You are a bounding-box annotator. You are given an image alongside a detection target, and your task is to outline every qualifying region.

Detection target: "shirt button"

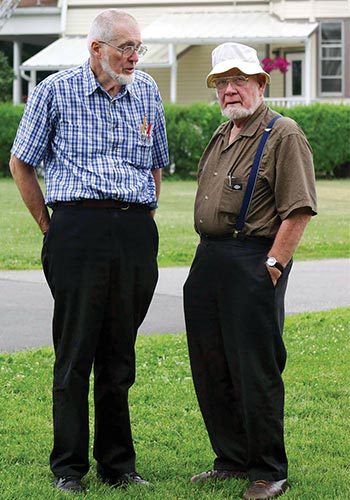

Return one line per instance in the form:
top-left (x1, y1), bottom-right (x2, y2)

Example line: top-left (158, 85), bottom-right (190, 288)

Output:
top-left (214, 172), bottom-right (218, 176)
top-left (205, 195), bottom-right (209, 200)
top-left (199, 219), bottom-right (203, 224)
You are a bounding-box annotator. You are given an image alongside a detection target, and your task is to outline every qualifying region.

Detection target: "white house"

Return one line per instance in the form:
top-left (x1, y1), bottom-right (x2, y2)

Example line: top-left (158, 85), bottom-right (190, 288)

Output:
top-left (1, 0), bottom-right (349, 106)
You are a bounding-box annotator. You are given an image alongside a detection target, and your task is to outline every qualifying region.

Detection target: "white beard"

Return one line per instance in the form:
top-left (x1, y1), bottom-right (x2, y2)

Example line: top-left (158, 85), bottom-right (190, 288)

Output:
top-left (220, 88), bottom-right (262, 122)
top-left (222, 105), bottom-right (254, 121)
top-left (101, 59), bottom-right (135, 86)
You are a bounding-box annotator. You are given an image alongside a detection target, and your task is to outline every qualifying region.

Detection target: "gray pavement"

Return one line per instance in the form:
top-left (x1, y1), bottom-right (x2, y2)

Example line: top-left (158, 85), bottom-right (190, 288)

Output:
top-left (0, 259), bottom-right (349, 352)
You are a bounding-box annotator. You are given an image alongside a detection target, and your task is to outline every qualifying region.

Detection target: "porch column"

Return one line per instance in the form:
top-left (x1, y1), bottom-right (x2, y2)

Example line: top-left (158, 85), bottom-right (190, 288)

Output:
top-left (169, 43), bottom-right (177, 103)
top-left (13, 40), bottom-right (23, 105)
top-left (304, 38), bottom-right (311, 104)
top-left (28, 70), bottom-right (37, 96)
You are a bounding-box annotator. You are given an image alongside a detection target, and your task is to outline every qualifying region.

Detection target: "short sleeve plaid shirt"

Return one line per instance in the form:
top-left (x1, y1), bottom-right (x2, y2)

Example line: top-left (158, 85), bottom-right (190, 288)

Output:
top-left (11, 61), bottom-right (169, 207)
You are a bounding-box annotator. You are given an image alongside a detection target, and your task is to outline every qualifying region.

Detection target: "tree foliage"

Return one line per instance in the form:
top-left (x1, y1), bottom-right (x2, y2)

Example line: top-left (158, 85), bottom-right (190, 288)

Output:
top-left (0, 50), bottom-right (13, 102)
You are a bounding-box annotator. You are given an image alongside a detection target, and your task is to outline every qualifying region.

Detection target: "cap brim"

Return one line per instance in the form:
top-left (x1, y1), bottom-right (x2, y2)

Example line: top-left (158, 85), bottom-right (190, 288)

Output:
top-left (206, 59), bottom-right (271, 88)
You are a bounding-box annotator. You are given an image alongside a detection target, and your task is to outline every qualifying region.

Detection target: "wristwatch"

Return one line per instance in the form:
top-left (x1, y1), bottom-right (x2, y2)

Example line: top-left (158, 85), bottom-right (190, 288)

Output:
top-left (266, 256), bottom-right (284, 273)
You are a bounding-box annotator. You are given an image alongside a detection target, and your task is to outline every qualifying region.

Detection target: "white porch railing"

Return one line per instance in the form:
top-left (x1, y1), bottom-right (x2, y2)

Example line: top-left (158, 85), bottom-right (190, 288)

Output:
top-left (265, 97), bottom-right (350, 108)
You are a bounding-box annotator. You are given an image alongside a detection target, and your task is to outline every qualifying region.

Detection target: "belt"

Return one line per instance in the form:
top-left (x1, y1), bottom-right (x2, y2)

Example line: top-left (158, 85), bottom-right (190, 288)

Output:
top-left (200, 233), bottom-right (273, 244)
top-left (53, 200), bottom-right (151, 211)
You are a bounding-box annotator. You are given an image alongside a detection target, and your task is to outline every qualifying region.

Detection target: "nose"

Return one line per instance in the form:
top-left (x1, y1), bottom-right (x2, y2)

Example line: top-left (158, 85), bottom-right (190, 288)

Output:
top-left (225, 81), bottom-right (238, 92)
top-left (129, 50), bottom-right (139, 62)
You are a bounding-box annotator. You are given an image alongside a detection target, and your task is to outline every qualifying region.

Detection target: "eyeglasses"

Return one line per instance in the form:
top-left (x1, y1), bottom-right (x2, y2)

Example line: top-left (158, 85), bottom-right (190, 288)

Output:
top-left (214, 75), bottom-right (250, 90)
top-left (98, 41), bottom-right (148, 58)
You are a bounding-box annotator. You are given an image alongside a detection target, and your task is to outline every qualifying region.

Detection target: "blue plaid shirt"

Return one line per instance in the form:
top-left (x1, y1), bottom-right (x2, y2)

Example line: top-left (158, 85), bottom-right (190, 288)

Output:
top-left (11, 61), bottom-right (169, 207)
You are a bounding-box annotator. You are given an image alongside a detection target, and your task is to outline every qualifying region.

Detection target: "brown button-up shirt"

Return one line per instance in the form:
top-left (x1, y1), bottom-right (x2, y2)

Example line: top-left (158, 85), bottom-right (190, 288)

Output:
top-left (194, 103), bottom-right (317, 238)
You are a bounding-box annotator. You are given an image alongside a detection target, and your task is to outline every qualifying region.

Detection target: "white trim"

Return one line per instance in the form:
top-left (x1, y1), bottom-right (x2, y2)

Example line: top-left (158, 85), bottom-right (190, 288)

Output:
top-left (305, 38), bottom-right (311, 104)
top-left (13, 40), bottom-right (22, 105)
top-left (169, 43), bottom-right (177, 103)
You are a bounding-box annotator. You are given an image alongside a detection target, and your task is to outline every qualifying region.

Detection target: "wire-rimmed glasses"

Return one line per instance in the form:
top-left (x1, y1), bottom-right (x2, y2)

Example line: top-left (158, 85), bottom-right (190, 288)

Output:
top-left (98, 41), bottom-right (148, 58)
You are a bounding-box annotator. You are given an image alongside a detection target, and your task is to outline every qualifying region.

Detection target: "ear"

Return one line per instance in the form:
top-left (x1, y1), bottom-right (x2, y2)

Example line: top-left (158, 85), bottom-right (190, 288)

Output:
top-left (90, 40), bottom-right (103, 57)
top-left (257, 75), bottom-right (267, 93)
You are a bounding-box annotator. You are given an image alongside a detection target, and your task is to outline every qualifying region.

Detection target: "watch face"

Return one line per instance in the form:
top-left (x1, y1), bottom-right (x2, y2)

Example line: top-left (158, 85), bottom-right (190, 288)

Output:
top-left (267, 257), bottom-right (277, 266)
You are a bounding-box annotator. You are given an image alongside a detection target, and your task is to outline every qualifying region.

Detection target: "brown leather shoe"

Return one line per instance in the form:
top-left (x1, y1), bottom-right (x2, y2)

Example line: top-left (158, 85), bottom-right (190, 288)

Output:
top-left (191, 469), bottom-right (247, 483)
top-left (243, 479), bottom-right (288, 499)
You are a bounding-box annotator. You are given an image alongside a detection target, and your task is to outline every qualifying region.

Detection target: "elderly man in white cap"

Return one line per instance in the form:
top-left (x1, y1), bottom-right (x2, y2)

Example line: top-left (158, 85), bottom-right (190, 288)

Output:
top-left (184, 42), bottom-right (317, 499)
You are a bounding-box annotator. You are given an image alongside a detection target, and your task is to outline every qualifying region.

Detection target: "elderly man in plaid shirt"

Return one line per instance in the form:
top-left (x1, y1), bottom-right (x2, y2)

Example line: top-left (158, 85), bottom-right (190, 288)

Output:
top-left (10, 9), bottom-right (168, 493)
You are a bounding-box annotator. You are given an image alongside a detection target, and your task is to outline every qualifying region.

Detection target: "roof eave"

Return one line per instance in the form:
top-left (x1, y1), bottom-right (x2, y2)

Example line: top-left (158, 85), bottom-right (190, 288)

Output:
top-left (143, 36), bottom-right (313, 44)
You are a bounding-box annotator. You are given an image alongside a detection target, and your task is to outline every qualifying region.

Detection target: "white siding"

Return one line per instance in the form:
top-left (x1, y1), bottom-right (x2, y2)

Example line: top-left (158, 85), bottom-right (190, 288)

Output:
top-left (142, 68), bottom-right (171, 102)
top-left (271, 0), bottom-right (350, 21)
top-left (144, 46), bottom-right (216, 104)
top-left (177, 45), bottom-right (216, 104)
top-left (64, 2), bottom-right (270, 36)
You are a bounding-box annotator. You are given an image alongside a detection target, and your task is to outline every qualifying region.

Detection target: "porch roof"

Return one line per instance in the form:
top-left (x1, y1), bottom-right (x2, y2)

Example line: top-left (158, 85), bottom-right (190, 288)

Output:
top-left (141, 12), bottom-right (318, 44)
top-left (20, 36), bottom-right (189, 71)
top-left (20, 12), bottom-right (318, 71)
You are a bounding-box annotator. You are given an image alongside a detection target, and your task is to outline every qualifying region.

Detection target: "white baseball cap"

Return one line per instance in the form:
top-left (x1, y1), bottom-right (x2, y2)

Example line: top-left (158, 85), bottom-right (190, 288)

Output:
top-left (206, 42), bottom-right (271, 88)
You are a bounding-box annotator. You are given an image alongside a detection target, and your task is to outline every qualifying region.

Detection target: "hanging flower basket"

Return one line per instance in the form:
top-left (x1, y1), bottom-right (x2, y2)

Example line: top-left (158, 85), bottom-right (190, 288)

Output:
top-left (262, 57), bottom-right (291, 74)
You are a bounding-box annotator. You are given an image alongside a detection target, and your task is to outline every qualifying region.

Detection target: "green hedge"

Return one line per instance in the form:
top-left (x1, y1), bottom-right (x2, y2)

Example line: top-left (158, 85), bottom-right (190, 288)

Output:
top-left (1, 102), bottom-right (349, 178)
top-left (165, 102), bottom-right (350, 178)
top-left (0, 103), bottom-right (24, 177)
top-left (273, 103), bottom-right (350, 178)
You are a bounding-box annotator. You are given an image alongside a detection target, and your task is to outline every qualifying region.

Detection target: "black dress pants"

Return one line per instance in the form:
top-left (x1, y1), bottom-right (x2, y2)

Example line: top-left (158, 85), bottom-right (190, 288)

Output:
top-left (183, 237), bottom-right (292, 481)
top-left (41, 205), bottom-right (158, 479)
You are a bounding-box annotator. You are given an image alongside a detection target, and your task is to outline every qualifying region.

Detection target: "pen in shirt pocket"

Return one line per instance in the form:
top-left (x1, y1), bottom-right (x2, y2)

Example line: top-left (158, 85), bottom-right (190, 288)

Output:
top-left (140, 115), bottom-right (152, 137)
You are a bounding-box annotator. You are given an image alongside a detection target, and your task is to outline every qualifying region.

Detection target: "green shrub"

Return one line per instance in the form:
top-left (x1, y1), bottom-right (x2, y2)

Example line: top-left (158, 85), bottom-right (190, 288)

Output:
top-left (0, 103), bottom-right (24, 177)
top-left (1, 101), bottom-right (349, 178)
top-left (0, 51), bottom-right (14, 102)
top-left (165, 102), bottom-right (350, 178)
top-left (273, 103), bottom-right (350, 177)
top-left (164, 102), bottom-right (225, 178)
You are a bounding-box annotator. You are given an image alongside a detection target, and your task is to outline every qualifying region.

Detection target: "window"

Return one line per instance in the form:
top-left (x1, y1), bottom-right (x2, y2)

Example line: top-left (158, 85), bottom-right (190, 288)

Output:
top-left (319, 22), bottom-right (343, 95)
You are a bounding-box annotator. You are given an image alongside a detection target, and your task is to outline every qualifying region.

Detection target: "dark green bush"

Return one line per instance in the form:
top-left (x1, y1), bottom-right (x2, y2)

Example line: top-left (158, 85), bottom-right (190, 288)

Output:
top-left (163, 102), bottom-right (225, 178)
top-left (1, 102), bottom-right (349, 178)
top-left (0, 51), bottom-right (14, 103)
top-left (273, 103), bottom-right (350, 177)
top-left (165, 102), bottom-right (350, 178)
top-left (0, 103), bottom-right (24, 177)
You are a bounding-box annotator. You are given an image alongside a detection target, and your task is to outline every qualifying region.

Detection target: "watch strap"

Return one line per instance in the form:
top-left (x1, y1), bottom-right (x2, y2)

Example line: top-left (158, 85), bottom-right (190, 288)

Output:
top-left (273, 261), bottom-right (284, 273)
top-left (266, 257), bottom-right (284, 273)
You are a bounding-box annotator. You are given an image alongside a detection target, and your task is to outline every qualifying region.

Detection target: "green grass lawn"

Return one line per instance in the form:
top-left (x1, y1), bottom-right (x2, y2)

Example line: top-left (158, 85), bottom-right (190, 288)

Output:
top-left (0, 178), bottom-right (349, 269)
top-left (0, 308), bottom-right (349, 499)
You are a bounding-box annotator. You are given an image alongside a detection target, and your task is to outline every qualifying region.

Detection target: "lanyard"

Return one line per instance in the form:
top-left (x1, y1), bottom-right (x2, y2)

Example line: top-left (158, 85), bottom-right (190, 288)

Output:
top-left (234, 115), bottom-right (281, 235)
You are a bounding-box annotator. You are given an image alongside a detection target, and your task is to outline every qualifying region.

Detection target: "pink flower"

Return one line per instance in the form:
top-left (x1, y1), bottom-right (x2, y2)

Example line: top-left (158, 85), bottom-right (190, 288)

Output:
top-left (262, 56), bottom-right (290, 74)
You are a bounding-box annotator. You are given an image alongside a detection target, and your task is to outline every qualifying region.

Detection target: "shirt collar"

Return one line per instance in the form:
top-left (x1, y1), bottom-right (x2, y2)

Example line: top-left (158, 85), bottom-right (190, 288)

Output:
top-left (238, 103), bottom-right (268, 137)
top-left (83, 61), bottom-right (141, 102)
top-left (83, 60), bottom-right (100, 96)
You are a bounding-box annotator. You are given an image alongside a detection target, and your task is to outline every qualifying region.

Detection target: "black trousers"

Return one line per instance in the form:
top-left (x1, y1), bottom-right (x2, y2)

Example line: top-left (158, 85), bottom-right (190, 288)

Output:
top-left (41, 205), bottom-right (159, 479)
top-left (183, 237), bottom-right (292, 481)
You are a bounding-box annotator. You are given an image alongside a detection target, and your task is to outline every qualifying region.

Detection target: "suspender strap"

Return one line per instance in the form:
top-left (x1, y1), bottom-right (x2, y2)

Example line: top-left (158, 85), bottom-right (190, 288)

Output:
top-left (234, 115), bottom-right (281, 234)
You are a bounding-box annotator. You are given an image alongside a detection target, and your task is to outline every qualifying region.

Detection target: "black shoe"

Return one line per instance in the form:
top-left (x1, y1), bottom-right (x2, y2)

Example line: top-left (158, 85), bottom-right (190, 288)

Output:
top-left (191, 469), bottom-right (248, 483)
top-left (54, 476), bottom-right (83, 493)
top-left (101, 471), bottom-right (152, 488)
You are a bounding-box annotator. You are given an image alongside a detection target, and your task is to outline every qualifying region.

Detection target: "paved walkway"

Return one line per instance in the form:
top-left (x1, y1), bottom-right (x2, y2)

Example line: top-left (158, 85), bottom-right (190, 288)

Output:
top-left (0, 259), bottom-right (349, 352)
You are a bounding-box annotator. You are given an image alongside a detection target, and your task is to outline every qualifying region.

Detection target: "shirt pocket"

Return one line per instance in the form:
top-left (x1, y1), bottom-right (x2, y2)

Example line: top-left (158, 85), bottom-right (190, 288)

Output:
top-left (132, 133), bottom-right (154, 169)
top-left (219, 176), bottom-right (247, 218)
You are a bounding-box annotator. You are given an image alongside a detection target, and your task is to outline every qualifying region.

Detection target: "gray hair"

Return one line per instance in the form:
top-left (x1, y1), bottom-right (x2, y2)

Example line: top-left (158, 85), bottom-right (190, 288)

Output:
top-left (87, 10), bottom-right (138, 52)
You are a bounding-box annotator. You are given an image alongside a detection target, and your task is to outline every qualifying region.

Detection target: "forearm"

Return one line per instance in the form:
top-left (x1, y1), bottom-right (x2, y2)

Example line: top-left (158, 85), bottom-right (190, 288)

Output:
top-left (9, 155), bottom-right (50, 235)
top-left (265, 209), bottom-right (312, 286)
top-left (151, 168), bottom-right (162, 218)
top-left (152, 168), bottom-right (162, 201)
top-left (269, 209), bottom-right (313, 268)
